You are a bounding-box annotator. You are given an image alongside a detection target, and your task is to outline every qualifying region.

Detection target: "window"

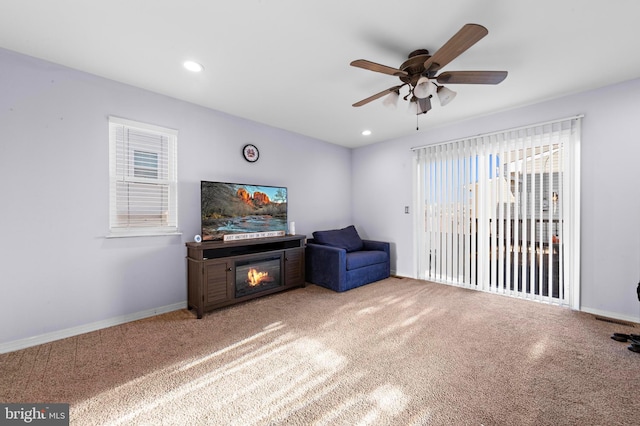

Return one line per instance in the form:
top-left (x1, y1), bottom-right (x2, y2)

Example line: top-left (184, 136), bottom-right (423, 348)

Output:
top-left (108, 116), bottom-right (179, 237)
top-left (133, 150), bottom-right (159, 179)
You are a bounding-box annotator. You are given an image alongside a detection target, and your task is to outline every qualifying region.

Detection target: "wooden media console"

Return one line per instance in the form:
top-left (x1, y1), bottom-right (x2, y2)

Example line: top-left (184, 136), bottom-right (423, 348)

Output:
top-left (186, 235), bottom-right (305, 318)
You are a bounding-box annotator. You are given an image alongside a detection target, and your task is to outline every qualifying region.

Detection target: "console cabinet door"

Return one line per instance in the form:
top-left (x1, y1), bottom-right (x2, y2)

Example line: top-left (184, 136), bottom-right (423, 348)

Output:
top-left (204, 259), bottom-right (233, 307)
top-left (284, 247), bottom-right (305, 288)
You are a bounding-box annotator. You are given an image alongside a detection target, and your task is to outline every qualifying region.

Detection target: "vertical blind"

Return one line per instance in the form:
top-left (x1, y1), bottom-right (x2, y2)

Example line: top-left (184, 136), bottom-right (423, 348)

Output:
top-left (109, 117), bottom-right (178, 235)
top-left (414, 116), bottom-right (581, 307)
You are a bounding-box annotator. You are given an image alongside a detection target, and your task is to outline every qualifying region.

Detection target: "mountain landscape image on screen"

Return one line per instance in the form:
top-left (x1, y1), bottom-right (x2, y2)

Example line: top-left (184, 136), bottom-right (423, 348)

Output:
top-left (201, 182), bottom-right (288, 241)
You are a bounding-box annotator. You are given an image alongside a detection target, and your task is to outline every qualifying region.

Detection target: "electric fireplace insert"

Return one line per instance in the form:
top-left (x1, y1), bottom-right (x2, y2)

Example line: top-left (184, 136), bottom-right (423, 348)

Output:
top-left (235, 255), bottom-right (282, 298)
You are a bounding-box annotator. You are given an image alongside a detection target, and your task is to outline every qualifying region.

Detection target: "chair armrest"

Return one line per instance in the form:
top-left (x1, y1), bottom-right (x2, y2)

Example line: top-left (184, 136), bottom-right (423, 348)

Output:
top-left (305, 243), bottom-right (347, 287)
top-left (306, 243), bottom-right (347, 267)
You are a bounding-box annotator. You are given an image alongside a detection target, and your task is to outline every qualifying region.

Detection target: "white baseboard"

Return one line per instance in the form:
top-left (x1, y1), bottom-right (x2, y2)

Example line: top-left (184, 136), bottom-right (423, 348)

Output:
top-left (580, 306), bottom-right (640, 326)
top-left (3, 299), bottom-right (635, 354)
top-left (0, 302), bottom-right (187, 354)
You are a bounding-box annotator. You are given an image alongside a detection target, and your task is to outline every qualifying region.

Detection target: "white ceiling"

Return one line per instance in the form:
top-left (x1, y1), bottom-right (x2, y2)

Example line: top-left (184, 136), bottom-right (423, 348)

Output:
top-left (2, 0), bottom-right (640, 148)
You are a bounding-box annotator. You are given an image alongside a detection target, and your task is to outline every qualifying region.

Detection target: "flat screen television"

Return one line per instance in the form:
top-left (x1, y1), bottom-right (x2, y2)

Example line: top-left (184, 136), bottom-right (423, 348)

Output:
top-left (201, 181), bottom-right (288, 241)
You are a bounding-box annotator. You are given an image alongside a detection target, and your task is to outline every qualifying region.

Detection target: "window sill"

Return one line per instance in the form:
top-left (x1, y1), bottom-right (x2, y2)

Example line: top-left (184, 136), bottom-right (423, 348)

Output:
top-left (106, 231), bottom-right (183, 239)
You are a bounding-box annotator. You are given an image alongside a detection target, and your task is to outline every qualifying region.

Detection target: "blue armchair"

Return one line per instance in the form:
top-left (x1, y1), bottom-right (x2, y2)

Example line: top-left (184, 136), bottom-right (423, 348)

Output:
top-left (305, 225), bottom-right (390, 292)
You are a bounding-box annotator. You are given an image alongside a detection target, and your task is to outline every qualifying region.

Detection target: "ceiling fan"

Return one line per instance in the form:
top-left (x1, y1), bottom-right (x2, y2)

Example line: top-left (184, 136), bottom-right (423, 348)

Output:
top-left (350, 24), bottom-right (507, 116)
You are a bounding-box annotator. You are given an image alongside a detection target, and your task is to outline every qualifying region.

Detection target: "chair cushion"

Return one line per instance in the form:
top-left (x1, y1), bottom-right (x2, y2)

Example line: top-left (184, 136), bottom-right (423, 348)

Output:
top-left (312, 225), bottom-right (364, 252)
top-left (346, 250), bottom-right (388, 270)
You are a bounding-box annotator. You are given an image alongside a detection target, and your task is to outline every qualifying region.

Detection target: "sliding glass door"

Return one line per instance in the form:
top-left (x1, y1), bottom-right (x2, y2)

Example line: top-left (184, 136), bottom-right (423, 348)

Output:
top-left (414, 117), bottom-right (581, 307)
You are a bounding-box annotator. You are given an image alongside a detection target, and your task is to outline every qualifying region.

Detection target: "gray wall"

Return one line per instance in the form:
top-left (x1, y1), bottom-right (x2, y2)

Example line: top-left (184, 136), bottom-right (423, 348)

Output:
top-left (0, 48), bottom-right (353, 349)
top-left (352, 78), bottom-right (640, 323)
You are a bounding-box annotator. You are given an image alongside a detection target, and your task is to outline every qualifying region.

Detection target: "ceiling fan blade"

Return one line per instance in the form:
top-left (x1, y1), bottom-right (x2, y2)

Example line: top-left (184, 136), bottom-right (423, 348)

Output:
top-left (352, 85), bottom-right (403, 107)
top-left (423, 24), bottom-right (489, 73)
top-left (436, 71), bottom-right (508, 84)
top-left (350, 59), bottom-right (408, 77)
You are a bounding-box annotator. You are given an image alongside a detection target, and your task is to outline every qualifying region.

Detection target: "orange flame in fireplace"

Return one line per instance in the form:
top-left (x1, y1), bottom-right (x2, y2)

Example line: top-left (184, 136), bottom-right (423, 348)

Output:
top-left (247, 268), bottom-right (269, 286)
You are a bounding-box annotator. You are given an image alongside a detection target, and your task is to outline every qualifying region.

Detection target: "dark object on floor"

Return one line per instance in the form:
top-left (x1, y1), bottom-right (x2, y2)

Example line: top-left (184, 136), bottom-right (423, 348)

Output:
top-left (611, 333), bottom-right (640, 342)
top-left (612, 333), bottom-right (630, 342)
top-left (612, 332), bottom-right (640, 352)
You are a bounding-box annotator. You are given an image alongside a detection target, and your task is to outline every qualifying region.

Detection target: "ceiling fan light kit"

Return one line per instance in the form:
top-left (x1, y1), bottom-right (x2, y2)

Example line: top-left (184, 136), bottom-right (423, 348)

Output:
top-left (350, 23), bottom-right (507, 121)
top-left (413, 77), bottom-right (436, 99)
top-left (419, 97), bottom-right (432, 114)
top-left (408, 96), bottom-right (432, 116)
top-left (408, 99), bottom-right (418, 115)
top-left (382, 90), bottom-right (400, 109)
top-left (437, 86), bottom-right (457, 106)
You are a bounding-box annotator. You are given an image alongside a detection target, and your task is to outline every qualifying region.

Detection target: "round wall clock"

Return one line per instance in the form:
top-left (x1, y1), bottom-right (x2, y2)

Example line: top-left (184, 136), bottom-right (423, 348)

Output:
top-left (242, 144), bottom-right (259, 163)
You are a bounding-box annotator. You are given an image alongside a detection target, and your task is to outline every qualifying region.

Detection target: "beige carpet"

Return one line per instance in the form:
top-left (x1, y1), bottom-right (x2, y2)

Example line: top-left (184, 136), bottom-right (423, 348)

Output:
top-left (1, 277), bottom-right (639, 425)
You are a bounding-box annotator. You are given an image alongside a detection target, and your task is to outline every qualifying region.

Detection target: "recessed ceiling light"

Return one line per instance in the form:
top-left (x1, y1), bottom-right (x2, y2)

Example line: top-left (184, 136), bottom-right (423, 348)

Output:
top-left (361, 130), bottom-right (372, 136)
top-left (183, 60), bottom-right (204, 72)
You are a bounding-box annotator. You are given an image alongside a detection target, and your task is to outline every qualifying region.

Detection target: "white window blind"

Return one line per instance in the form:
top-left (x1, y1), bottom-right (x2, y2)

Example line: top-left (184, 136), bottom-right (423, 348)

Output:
top-left (108, 116), bottom-right (178, 237)
top-left (414, 116), bottom-right (581, 308)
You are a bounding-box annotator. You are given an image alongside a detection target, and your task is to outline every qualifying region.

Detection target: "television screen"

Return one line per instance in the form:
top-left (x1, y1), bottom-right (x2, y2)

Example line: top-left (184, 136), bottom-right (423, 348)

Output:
top-left (201, 181), bottom-right (288, 241)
